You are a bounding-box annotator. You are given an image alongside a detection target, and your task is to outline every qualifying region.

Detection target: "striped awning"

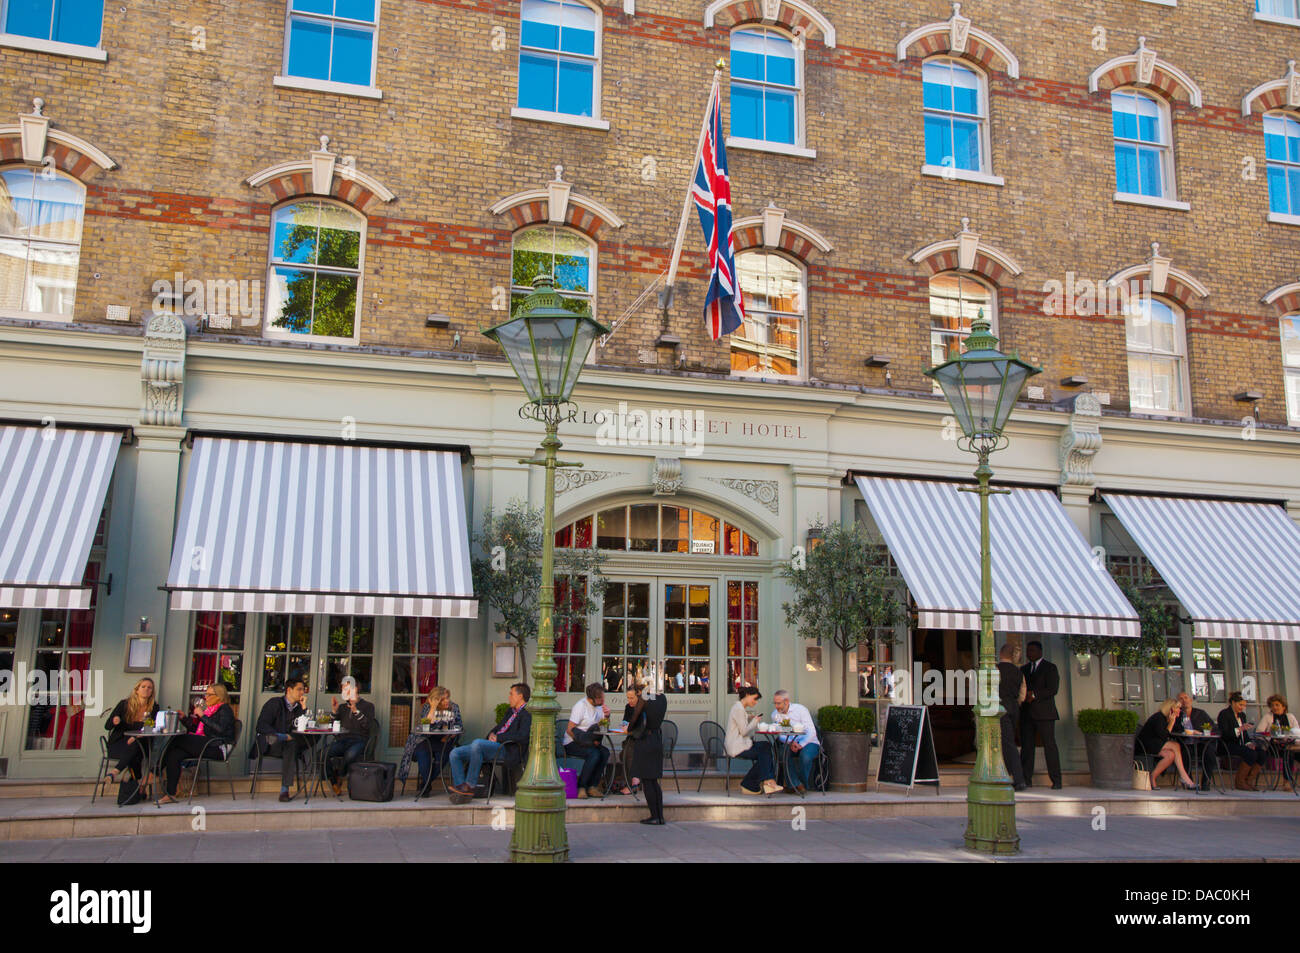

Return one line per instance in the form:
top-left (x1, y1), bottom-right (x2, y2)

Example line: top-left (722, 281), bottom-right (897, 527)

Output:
top-left (856, 476), bottom-right (1139, 637)
top-left (1103, 493), bottom-right (1300, 642)
top-left (165, 437), bottom-right (477, 618)
top-left (0, 426), bottom-right (119, 609)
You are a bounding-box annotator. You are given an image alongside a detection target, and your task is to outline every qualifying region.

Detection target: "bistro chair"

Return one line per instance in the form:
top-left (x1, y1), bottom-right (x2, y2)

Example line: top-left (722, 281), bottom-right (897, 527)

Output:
top-left (183, 719), bottom-right (243, 803)
top-left (90, 735), bottom-right (113, 804)
top-left (661, 720), bottom-right (682, 793)
top-left (809, 728), bottom-right (832, 795)
top-left (1133, 734), bottom-right (1174, 790)
top-left (697, 720), bottom-right (735, 795)
top-left (483, 739), bottom-right (525, 805)
top-left (248, 735), bottom-right (311, 800)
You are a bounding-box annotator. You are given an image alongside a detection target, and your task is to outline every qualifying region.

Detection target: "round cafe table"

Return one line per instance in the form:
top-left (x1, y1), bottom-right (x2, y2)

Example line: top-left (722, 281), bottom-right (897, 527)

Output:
top-left (410, 727), bottom-right (462, 801)
top-left (123, 728), bottom-right (188, 807)
top-left (291, 728), bottom-right (340, 804)
top-left (1171, 732), bottom-right (1222, 794)
top-left (1259, 733), bottom-right (1300, 795)
top-left (757, 728), bottom-right (803, 796)
top-left (600, 727), bottom-right (639, 801)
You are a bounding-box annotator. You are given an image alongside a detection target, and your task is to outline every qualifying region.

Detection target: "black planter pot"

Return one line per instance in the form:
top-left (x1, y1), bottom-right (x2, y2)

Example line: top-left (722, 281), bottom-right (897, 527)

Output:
top-left (823, 731), bottom-right (872, 792)
top-left (1083, 732), bottom-right (1135, 790)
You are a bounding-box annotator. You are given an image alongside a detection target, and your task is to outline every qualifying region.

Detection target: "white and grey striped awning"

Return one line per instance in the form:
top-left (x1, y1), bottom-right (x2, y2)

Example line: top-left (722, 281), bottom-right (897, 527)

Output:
top-left (1103, 493), bottom-right (1300, 642)
top-left (856, 476), bottom-right (1139, 637)
top-left (165, 437), bottom-right (477, 618)
top-left (0, 425), bottom-right (119, 609)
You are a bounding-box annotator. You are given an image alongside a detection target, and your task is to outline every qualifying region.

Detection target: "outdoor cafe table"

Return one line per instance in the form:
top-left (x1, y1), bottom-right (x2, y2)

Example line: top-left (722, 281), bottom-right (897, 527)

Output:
top-left (600, 726), bottom-right (639, 801)
top-left (757, 727), bottom-right (803, 796)
top-left (123, 728), bottom-right (187, 807)
top-left (1259, 732), bottom-right (1300, 795)
top-left (410, 727), bottom-right (461, 801)
top-left (1172, 732), bottom-right (1222, 794)
top-left (291, 728), bottom-right (339, 804)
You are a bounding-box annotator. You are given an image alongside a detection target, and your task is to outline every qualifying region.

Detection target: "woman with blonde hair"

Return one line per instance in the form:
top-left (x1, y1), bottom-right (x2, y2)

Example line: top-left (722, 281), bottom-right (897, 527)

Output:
top-left (398, 685), bottom-right (462, 795)
top-left (1137, 698), bottom-right (1197, 790)
top-left (103, 677), bottom-right (160, 783)
top-left (158, 683), bottom-right (236, 803)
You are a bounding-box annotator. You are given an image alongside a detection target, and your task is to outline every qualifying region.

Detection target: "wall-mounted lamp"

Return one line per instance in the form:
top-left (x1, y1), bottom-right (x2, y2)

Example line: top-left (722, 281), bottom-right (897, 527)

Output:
top-left (1074, 652), bottom-right (1091, 676)
top-left (806, 526), bottom-right (824, 551)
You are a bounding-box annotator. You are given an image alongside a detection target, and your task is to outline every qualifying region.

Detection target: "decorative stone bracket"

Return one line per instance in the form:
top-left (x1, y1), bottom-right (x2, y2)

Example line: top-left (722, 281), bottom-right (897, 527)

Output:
top-left (1059, 393), bottom-right (1102, 487)
top-left (0, 98), bottom-right (117, 180)
top-left (490, 165), bottom-right (625, 239)
top-left (909, 217), bottom-right (1023, 284)
top-left (652, 457), bottom-right (683, 496)
top-left (141, 313), bottom-right (186, 427)
top-left (1106, 242), bottom-right (1210, 308)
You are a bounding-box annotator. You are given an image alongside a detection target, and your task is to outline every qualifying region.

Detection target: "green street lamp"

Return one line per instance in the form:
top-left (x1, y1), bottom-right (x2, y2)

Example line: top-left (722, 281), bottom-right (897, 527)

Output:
top-left (925, 308), bottom-right (1040, 855)
top-left (482, 275), bottom-right (609, 863)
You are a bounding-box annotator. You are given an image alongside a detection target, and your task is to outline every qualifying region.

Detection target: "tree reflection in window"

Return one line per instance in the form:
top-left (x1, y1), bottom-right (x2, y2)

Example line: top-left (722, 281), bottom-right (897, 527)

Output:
top-left (510, 225), bottom-right (594, 317)
top-left (266, 200), bottom-right (364, 339)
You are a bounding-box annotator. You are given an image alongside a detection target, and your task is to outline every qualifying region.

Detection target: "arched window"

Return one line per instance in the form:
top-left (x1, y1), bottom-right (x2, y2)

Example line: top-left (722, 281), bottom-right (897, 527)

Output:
top-left (510, 225), bottom-right (595, 316)
top-left (265, 199), bottom-right (365, 342)
top-left (517, 0), bottom-right (600, 120)
top-left (1264, 112), bottom-right (1300, 218)
top-left (733, 250), bottom-right (805, 379)
top-left (1125, 297), bottom-right (1188, 416)
top-left (729, 27), bottom-right (800, 147)
top-left (922, 58), bottom-right (987, 175)
top-left (1111, 89), bottom-right (1173, 201)
top-left (929, 273), bottom-right (994, 389)
top-left (1281, 314), bottom-right (1300, 425)
top-left (556, 503), bottom-right (759, 556)
top-left (0, 167), bottom-right (85, 318)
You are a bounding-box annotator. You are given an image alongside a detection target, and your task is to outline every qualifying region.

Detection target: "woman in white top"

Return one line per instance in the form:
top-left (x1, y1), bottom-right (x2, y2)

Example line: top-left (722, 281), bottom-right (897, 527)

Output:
top-left (725, 685), bottom-right (779, 795)
top-left (1256, 694), bottom-right (1300, 791)
top-left (564, 683), bottom-right (611, 798)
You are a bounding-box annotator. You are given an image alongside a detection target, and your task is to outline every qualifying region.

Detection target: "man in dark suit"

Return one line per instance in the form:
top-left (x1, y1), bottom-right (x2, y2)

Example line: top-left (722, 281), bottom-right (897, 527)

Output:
top-left (253, 676), bottom-right (312, 802)
top-left (447, 682), bottom-right (532, 797)
top-left (997, 643), bottom-right (1027, 791)
top-left (1019, 641), bottom-right (1062, 789)
top-left (1176, 691), bottom-right (1219, 790)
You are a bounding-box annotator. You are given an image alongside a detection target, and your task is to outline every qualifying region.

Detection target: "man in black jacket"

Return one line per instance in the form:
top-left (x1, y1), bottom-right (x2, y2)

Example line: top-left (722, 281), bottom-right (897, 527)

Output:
top-left (1019, 641), bottom-right (1062, 789)
top-left (447, 683), bottom-right (532, 796)
top-left (254, 677), bottom-right (310, 802)
top-left (997, 642), bottom-right (1027, 791)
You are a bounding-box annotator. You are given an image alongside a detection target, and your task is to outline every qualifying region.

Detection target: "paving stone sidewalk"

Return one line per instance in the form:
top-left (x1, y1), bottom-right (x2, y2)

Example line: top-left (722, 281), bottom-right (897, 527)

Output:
top-left (2, 813), bottom-right (1297, 862)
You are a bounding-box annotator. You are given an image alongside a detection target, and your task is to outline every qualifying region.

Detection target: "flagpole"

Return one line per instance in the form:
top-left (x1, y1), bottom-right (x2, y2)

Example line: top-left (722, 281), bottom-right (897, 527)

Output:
top-left (661, 62), bottom-right (724, 309)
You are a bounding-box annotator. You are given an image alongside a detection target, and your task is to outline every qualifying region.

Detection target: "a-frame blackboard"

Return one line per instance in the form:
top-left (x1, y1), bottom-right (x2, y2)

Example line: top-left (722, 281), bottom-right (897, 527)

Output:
top-left (876, 705), bottom-right (941, 794)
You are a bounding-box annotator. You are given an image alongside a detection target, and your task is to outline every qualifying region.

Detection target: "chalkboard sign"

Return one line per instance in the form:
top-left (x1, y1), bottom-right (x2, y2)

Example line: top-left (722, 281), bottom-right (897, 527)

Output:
top-left (876, 705), bottom-right (940, 794)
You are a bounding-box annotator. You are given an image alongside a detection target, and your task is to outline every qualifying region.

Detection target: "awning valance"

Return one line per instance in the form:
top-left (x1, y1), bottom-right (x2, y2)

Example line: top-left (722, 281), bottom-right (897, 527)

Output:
top-left (856, 476), bottom-right (1138, 638)
top-left (0, 426), bottom-right (119, 609)
top-left (165, 438), bottom-right (477, 618)
top-left (1103, 493), bottom-right (1300, 641)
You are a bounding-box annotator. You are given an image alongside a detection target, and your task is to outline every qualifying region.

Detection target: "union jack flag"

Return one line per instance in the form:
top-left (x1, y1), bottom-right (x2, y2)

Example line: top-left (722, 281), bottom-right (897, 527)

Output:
top-left (692, 82), bottom-right (745, 339)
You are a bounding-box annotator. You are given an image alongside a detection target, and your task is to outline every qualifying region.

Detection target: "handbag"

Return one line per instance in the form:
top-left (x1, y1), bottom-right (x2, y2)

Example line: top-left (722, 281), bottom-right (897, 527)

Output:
top-left (347, 761), bottom-right (396, 802)
top-left (116, 772), bottom-right (143, 806)
top-left (1132, 761), bottom-right (1153, 792)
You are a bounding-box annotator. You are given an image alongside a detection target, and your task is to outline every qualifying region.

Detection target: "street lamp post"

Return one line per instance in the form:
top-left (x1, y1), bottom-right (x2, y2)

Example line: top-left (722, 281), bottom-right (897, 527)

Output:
top-left (925, 308), bottom-right (1040, 855)
top-left (482, 275), bottom-right (609, 863)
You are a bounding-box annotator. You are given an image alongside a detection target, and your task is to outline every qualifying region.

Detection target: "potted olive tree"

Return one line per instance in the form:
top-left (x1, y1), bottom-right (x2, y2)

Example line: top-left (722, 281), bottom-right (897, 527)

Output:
top-left (1065, 569), bottom-right (1176, 788)
top-left (782, 521), bottom-right (901, 790)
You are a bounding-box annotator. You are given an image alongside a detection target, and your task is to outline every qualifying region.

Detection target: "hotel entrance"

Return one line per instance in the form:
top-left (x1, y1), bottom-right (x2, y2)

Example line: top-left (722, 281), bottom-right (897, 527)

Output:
top-left (912, 628), bottom-right (976, 762)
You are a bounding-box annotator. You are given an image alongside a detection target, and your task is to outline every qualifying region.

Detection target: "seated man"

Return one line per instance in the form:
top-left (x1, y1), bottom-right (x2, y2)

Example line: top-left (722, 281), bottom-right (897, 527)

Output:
top-left (447, 683), bottom-right (531, 798)
top-left (564, 682), bottom-right (611, 798)
top-left (771, 689), bottom-right (821, 795)
top-left (1176, 691), bottom-right (1219, 789)
top-left (254, 677), bottom-right (311, 802)
top-left (326, 675), bottom-right (376, 795)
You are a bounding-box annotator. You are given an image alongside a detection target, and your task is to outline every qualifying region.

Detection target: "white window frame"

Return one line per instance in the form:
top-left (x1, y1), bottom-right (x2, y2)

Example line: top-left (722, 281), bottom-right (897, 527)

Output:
top-left (263, 198), bottom-right (367, 346)
top-left (1281, 314), bottom-right (1300, 426)
top-left (730, 249), bottom-right (807, 382)
top-left (725, 25), bottom-right (814, 159)
top-left (511, 0), bottom-right (605, 128)
top-left (1111, 87), bottom-right (1184, 208)
top-left (1124, 295), bottom-right (1191, 417)
top-left (928, 271), bottom-right (998, 392)
top-left (277, 0), bottom-right (382, 98)
top-left (0, 0), bottom-right (107, 60)
top-left (0, 167), bottom-right (86, 323)
top-left (1255, 0), bottom-right (1300, 25)
top-left (1264, 110), bottom-right (1300, 223)
top-left (919, 56), bottom-right (1002, 186)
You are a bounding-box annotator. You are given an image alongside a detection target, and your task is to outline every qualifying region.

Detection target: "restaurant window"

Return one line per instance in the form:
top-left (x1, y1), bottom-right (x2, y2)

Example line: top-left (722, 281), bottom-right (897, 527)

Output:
top-left (663, 583), bottom-right (710, 694)
top-left (0, 167), bottom-right (86, 318)
top-left (557, 504), bottom-right (757, 556)
top-left (1264, 112), bottom-right (1300, 217)
top-left (1189, 638), bottom-right (1225, 706)
top-left (554, 574), bottom-right (588, 693)
top-left (922, 58), bottom-right (988, 175)
top-left (510, 225), bottom-right (594, 317)
top-left (190, 612), bottom-right (246, 719)
top-left (324, 615), bottom-right (374, 693)
top-left (263, 613), bottom-right (314, 692)
top-left (1111, 89), bottom-right (1173, 200)
top-left (2, 0), bottom-right (103, 47)
top-left (857, 626), bottom-right (901, 722)
top-left (283, 0), bottom-right (378, 89)
top-left (1125, 296), bottom-right (1188, 415)
top-left (388, 617), bottom-right (439, 746)
top-left (1281, 315), bottom-right (1300, 425)
top-left (517, 0), bottom-right (600, 119)
top-left (726, 580), bottom-right (759, 694)
top-left (265, 199), bottom-right (365, 342)
top-left (1237, 640), bottom-right (1278, 723)
top-left (729, 26), bottom-right (800, 146)
top-left (733, 250), bottom-right (804, 378)
top-left (600, 581), bottom-right (650, 694)
top-left (929, 273), bottom-right (994, 392)
top-left (25, 562), bottom-right (99, 751)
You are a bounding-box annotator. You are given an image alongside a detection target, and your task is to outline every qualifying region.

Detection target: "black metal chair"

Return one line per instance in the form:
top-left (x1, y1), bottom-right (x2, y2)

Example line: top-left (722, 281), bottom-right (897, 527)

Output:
top-left (1133, 733), bottom-right (1174, 789)
top-left (697, 720), bottom-right (735, 795)
top-left (91, 735), bottom-right (112, 804)
top-left (249, 733), bottom-right (311, 799)
top-left (183, 719), bottom-right (243, 803)
top-left (809, 728), bottom-right (833, 795)
top-left (661, 719), bottom-right (682, 793)
top-left (483, 739), bottom-right (525, 805)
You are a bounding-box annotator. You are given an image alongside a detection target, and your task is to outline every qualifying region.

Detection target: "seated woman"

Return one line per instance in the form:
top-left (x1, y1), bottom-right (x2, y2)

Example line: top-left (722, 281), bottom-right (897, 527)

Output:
top-left (1137, 699), bottom-right (1197, 791)
top-left (1218, 691), bottom-right (1265, 790)
top-left (158, 683), bottom-right (236, 804)
top-left (1255, 694), bottom-right (1300, 791)
top-left (103, 677), bottom-right (160, 784)
top-left (398, 686), bottom-right (462, 793)
top-left (725, 685), bottom-right (779, 795)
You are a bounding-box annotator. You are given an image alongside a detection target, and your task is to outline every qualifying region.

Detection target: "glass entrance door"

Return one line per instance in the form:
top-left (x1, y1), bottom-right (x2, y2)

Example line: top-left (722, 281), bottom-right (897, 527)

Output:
top-left (255, 614), bottom-right (376, 723)
top-left (598, 578), bottom-right (716, 709)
